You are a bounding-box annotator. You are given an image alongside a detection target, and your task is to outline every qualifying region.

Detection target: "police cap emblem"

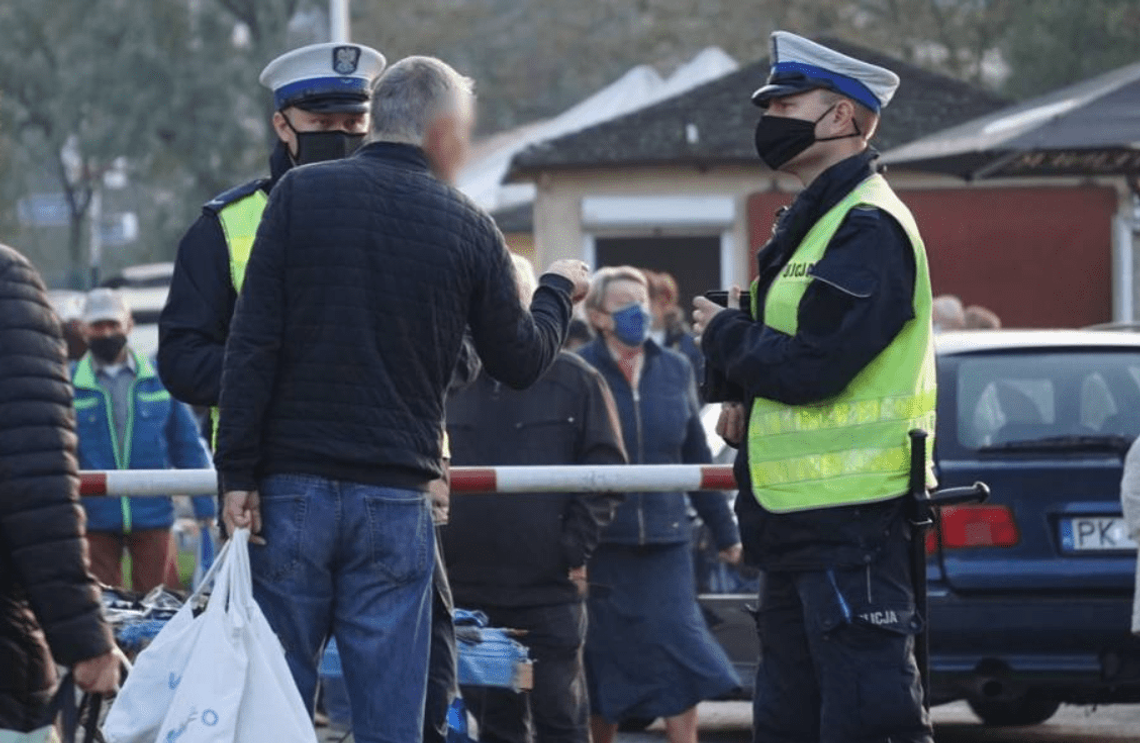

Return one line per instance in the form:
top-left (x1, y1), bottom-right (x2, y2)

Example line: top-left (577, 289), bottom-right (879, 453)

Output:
top-left (333, 46), bottom-right (361, 75)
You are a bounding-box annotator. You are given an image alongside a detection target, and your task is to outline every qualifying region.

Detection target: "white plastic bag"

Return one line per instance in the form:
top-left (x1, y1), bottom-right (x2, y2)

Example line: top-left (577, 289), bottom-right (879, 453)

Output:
top-left (192, 523), bottom-right (216, 591)
top-left (103, 530), bottom-right (317, 743)
top-left (102, 537), bottom-right (234, 743)
top-left (153, 529), bottom-right (249, 742)
top-left (228, 533), bottom-right (317, 741)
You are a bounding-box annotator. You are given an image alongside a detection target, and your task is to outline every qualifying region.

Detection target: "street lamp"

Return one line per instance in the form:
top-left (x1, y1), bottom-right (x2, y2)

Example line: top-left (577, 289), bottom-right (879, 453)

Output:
top-left (330, 0), bottom-right (350, 42)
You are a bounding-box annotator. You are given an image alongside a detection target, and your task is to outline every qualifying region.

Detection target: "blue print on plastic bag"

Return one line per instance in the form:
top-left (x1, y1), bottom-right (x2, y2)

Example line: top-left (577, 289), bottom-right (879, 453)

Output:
top-left (164, 706), bottom-right (220, 742)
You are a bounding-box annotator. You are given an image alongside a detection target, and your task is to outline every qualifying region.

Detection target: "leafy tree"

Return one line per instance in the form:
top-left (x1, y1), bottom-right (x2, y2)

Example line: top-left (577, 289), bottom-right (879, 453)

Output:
top-left (144, 0), bottom-right (323, 267)
top-left (0, 0), bottom-right (321, 285)
top-left (3, 0), bottom-right (1138, 286)
top-left (0, 0), bottom-right (172, 286)
top-left (999, 0), bottom-right (1140, 98)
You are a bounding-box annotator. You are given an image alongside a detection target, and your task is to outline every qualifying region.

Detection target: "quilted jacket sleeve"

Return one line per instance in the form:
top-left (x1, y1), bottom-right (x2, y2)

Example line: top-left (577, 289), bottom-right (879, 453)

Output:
top-left (466, 218), bottom-right (573, 390)
top-left (0, 246), bottom-right (114, 666)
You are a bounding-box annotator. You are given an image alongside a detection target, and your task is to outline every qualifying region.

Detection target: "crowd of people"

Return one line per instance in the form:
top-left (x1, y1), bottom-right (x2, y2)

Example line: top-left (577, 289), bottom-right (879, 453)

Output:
top-left (5, 28), bottom-right (1134, 743)
top-left (932, 294), bottom-right (1002, 332)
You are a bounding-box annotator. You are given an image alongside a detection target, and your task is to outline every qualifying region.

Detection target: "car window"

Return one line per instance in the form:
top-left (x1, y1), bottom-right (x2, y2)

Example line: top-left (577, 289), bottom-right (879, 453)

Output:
top-left (956, 352), bottom-right (1140, 449)
top-left (1080, 373), bottom-right (1117, 431)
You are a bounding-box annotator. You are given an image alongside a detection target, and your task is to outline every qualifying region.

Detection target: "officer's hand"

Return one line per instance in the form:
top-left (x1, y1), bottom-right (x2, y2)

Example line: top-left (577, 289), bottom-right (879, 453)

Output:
top-left (223, 490), bottom-right (265, 544)
top-left (569, 565), bottom-right (588, 597)
top-left (692, 286), bottom-right (741, 335)
top-left (716, 403), bottom-right (746, 447)
top-left (718, 544), bottom-right (744, 566)
top-left (545, 260), bottom-right (591, 303)
top-left (73, 648), bottom-right (124, 694)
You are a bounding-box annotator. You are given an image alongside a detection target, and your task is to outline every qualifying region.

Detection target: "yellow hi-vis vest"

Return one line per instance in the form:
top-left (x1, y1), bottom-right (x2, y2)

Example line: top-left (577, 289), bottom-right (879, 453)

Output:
top-left (217, 189), bottom-right (269, 294)
top-left (211, 189), bottom-right (268, 447)
top-left (747, 174), bottom-right (936, 513)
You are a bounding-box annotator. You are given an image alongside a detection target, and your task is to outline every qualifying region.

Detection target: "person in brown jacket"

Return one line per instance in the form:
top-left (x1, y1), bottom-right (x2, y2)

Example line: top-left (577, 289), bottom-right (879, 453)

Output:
top-left (0, 244), bottom-right (120, 740)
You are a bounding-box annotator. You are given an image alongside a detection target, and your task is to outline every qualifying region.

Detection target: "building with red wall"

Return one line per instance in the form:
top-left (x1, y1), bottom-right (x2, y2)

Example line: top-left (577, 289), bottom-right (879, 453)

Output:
top-left (507, 39), bottom-right (1137, 329)
top-left (748, 185), bottom-right (1120, 328)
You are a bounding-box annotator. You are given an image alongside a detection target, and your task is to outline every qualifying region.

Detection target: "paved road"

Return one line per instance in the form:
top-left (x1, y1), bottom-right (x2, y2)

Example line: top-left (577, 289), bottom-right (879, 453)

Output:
top-left (617, 701), bottom-right (1140, 742)
top-left (318, 700), bottom-right (1140, 741)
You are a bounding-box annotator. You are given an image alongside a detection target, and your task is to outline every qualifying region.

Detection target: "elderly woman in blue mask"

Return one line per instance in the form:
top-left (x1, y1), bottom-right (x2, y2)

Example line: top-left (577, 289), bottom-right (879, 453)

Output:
top-left (577, 266), bottom-right (742, 743)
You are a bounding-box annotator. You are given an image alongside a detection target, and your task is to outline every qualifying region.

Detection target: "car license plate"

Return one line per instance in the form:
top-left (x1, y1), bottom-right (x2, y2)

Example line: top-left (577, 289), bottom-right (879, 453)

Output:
top-left (1059, 517), bottom-right (1138, 553)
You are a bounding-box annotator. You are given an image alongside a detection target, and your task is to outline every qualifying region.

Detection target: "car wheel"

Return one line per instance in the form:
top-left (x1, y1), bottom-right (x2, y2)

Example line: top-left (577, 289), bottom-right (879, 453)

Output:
top-left (968, 696), bottom-right (1061, 727)
top-left (617, 717), bottom-right (657, 732)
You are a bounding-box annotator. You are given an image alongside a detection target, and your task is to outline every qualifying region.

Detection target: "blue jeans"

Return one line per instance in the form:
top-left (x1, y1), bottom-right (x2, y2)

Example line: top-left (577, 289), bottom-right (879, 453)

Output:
top-left (251, 474), bottom-right (434, 743)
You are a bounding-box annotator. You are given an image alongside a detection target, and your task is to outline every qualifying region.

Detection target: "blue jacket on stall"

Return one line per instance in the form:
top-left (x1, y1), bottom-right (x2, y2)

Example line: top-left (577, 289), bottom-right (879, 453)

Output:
top-left (72, 349), bottom-right (215, 533)
top-left (577, 338), bottom-right (740, 548)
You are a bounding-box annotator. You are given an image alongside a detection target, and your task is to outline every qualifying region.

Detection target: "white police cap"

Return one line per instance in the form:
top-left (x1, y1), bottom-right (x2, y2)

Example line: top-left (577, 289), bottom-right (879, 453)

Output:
top-left (260, 42), bottom-right (387, 114)
top-left (752, 32), bottom-right (900, 113)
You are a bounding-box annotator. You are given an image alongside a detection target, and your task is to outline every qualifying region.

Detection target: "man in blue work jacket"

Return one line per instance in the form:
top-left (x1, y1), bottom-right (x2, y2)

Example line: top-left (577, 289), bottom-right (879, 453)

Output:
top-left (694, 33), bottom-right (936, 743)
top-left (74, 289), bottom-right (214, 593)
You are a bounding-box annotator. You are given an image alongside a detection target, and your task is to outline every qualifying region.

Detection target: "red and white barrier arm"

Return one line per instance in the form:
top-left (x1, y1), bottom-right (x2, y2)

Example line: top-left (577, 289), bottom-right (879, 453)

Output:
top-left (79, 465), bottom-right (737, 497)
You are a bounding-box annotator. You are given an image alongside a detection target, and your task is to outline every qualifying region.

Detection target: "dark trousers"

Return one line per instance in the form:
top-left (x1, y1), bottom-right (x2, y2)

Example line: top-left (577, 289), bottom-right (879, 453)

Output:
top-left (752, 527), bottom-right (932, 743)
top-left (463, 602), bottom-right (589, 743)
top-left (424, 534), bottom-right (458, 743)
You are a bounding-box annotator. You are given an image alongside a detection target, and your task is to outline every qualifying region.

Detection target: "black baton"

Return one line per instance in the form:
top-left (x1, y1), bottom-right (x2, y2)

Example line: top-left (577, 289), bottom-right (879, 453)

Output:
top-left (907, 429), bottom-right (990, 711)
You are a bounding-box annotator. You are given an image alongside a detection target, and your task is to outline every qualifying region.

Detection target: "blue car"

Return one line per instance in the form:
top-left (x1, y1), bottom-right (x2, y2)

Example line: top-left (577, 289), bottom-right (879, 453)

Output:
top-left (927, 330), bottom-right (1140, 725)
top-left (696, 330), bottom-right (1140, 728)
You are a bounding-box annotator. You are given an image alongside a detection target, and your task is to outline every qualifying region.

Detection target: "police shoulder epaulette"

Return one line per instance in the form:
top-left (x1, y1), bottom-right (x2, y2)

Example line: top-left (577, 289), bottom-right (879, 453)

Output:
top-left (202, 178), bottom-right (270, 214)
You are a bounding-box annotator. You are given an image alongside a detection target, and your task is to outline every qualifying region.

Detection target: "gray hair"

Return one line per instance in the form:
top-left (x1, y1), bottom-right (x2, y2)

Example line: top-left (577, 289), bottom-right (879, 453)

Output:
top-left (371, 56), bottom-right (474, 145)
top-left (510, 253), bottom-right (538, 305)
top-left (932, 294), bottom-right (966, 332)
top-left (585, 266), bottom-right (649, 316)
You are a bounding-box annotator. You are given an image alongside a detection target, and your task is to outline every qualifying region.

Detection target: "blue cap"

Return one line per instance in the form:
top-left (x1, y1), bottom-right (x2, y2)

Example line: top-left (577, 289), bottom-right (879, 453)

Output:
top-left (752, 32), bottom-right (900, 113)
top-left (260, 43), bottom-right (387, 113)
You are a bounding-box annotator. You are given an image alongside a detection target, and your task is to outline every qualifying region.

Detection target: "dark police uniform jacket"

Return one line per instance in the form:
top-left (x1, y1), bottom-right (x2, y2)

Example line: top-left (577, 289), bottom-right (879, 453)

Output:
top-left (158, 142), bottom-right (293, 409)
top-left (702, 150), bottom-right (918, 572)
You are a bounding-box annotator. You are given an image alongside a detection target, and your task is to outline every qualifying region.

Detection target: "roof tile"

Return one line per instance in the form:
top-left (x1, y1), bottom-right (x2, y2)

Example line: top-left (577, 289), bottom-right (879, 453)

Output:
top-left (507, 37), bottom-right (1008, 181)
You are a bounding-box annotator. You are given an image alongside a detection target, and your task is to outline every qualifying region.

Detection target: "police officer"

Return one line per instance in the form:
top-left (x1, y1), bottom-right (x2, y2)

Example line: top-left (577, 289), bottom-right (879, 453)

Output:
top-left (158, 42), bottom-right (386, 422)
top-left (693, 32), bottom-right (936, 743)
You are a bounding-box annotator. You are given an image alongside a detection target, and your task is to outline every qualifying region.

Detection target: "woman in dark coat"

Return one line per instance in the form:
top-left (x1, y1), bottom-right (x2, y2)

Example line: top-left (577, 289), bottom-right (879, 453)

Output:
top-left (578, 267), bottom-right (742, 743)
top-left (0, 244), bottom-right (119, 740)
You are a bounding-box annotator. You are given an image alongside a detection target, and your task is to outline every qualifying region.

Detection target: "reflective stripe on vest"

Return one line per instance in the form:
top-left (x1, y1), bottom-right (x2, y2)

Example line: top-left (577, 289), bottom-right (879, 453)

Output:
top-left (212, 190), bottom-right (269, 447)
top-left (747, 174), bottom-right (937, 513)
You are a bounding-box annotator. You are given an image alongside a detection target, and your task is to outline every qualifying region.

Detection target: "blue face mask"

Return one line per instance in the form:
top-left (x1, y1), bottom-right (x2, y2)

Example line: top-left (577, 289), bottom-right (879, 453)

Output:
top-left (610, 303), bottom-right (653, 348)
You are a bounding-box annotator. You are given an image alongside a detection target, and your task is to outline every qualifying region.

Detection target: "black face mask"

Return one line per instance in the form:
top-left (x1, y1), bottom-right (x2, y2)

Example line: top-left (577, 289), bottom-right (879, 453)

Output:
top-left (89, 334), bottom-right (128, 364)
top-left (283, 114), bottom-right (366, 166)
top-left (753, 104), bottom-right (861, 171)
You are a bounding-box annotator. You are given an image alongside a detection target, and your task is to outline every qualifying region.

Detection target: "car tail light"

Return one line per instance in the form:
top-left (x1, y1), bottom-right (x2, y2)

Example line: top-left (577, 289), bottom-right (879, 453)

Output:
top-left (932, 505), bottom-right (1020, 551)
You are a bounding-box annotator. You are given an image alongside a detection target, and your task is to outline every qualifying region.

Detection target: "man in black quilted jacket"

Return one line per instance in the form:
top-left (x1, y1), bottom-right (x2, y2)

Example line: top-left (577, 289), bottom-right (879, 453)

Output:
top-left (0, 245), bottom-right (121, 739)
top-left (215, 56), bottom-right (589, 743)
